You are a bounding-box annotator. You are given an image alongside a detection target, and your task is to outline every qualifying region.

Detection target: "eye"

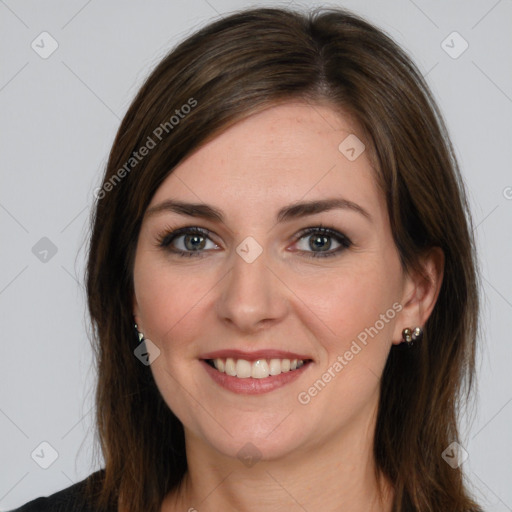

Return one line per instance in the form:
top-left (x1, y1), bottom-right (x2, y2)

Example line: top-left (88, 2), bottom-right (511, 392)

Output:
top-left (292, 226), bottom-right (352, 258)
top-left (157, 227), bottom-right (219, 257)
top-left (156, 225), bottom-right (352, 259)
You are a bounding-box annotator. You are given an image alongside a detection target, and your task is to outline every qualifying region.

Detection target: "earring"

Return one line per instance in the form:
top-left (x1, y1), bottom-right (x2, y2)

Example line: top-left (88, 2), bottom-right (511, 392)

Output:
top-left (134, 323), bottom-right (144, 343)
top-left (401, 326), bottom-right (423, 345)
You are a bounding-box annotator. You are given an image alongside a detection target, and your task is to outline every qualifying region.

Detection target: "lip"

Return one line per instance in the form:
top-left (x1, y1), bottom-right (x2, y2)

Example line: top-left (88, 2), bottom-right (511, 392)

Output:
top-left (200, 359), bottom-right (312, 395)
top-left (199, 349), bottom-right (312, 361)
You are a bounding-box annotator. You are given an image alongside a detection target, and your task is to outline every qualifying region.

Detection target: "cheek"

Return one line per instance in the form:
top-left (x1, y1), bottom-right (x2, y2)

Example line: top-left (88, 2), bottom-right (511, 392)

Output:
top-left (303, 264), bottom-right (399, 332)
top-left (291, 256), bottom-right (402, 371)
top-left (291, 264), bottom-right (401, 419)
top-left (134, 257), bottom-right (193, 341)
top-left (133, 254), bottom-right (223, 362)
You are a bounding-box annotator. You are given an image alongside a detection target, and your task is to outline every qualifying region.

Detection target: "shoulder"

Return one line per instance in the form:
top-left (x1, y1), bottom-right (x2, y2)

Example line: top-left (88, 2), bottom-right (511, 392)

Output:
top-left (7, 470), bottom-right (108, 512)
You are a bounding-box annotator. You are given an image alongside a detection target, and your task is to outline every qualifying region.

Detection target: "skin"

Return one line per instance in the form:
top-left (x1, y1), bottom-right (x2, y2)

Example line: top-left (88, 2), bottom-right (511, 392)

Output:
top-left (132, 101), bottom-right (444, 512)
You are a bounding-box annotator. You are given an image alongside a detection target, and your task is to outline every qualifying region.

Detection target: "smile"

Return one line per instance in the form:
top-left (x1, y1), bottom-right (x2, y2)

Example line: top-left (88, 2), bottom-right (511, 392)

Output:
top-left (205, 357), bottom-right (309, 379)
top-left (200, 349), bottom-right (313, 394)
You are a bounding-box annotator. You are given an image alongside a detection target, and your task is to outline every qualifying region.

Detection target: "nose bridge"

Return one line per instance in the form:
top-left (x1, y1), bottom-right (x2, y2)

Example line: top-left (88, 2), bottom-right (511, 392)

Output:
top-left (216, 243), bottom-right (286, 331)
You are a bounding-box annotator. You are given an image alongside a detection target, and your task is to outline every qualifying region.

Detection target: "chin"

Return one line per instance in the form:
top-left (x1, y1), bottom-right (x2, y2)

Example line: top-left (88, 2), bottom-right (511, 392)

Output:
top-left (183, 410), bottom-right (312, 462)
top-left (206, 430), bottom-right (307, 464)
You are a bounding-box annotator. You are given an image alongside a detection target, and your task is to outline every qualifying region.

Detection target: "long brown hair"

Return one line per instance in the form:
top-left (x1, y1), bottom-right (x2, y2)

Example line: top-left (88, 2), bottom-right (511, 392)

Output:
top-left (85, 6), bottom-right (481, 511)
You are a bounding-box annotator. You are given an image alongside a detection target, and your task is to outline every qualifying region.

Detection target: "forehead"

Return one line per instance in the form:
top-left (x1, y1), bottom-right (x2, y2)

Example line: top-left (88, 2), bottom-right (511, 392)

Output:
top-left (149, 101), bottom-right (384, 224)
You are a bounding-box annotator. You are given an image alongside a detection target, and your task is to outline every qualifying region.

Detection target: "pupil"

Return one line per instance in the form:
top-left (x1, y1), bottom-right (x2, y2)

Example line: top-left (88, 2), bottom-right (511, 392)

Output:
top-left (185, 234), bottom-right (205, 251)
top-left (310, 235), bottom-right (330, 251)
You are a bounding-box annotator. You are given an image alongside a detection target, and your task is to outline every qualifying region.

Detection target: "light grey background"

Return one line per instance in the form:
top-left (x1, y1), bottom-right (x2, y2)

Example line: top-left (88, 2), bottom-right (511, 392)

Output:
top-left (1, 0), bottom-right (511, 510)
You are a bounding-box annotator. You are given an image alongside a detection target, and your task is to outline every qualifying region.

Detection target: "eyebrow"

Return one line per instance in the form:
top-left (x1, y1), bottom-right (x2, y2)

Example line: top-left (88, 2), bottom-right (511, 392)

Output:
top-left (145, 197), bottom-right (372, 223)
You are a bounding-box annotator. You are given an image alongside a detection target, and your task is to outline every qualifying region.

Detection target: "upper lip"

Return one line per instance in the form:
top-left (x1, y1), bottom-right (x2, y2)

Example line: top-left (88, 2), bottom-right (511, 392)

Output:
top-left (200, 349), bottom-right (313, 361)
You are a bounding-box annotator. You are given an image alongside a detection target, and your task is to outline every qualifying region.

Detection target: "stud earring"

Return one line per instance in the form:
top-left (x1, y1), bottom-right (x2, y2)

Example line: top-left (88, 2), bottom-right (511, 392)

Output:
top-left (401, 326), bottom-right (423, 345)
top-left (134, 323), bottom-right (144, 343)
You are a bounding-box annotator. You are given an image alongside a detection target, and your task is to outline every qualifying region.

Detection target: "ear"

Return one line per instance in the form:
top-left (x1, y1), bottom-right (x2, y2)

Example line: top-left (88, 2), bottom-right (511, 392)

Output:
top-left (133, 294), bottom-right (142, 331)
top-left (392, 247), bottom-right (444, 345)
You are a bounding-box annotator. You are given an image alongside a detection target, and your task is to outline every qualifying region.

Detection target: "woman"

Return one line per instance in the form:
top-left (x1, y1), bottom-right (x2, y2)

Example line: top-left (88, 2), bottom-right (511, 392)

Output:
top-left (11, 6), bottom-right (481, 512)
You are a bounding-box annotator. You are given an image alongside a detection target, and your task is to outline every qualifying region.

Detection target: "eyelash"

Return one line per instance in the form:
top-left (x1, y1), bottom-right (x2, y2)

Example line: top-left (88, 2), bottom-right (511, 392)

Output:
top-left (156, 225), bottom-right (352, 259)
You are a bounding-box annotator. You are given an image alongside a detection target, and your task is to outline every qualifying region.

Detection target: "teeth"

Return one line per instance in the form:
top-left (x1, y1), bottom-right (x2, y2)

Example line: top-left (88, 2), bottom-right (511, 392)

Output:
top-left (235, 359), bottom-right (252, 378)
top-left (251, 359), bottom-right (270, 378)
top-left (211, 358), bottom-right (306, 378)
top-left (225, 357), bottom-right (236, 376)
top-left (269, 359), bottom-right (281, 376)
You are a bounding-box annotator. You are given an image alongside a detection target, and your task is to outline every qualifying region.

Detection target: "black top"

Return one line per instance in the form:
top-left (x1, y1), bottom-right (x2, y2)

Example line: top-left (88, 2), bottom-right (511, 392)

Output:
top-left (8, 470), bottom-right (110, 512)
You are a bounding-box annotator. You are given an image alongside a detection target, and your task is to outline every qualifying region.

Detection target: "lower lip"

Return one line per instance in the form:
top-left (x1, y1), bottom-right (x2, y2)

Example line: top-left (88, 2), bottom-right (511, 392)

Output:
top-left (200, 360), bottom-right (311, 395)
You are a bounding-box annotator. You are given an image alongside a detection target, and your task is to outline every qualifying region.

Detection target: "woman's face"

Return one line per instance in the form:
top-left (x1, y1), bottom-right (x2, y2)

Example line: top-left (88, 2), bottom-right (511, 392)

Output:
top-left (133, 101), bottom-right (413, 462)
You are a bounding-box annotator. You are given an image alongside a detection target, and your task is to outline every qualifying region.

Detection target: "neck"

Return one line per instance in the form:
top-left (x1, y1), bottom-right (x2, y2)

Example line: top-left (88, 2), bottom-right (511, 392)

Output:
top-left (162, 406), bottom-right (394, 512)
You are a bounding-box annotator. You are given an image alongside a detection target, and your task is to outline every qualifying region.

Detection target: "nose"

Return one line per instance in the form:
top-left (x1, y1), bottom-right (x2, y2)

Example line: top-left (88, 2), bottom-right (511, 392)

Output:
top-left (215, 247), bottom-right (288, 333)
